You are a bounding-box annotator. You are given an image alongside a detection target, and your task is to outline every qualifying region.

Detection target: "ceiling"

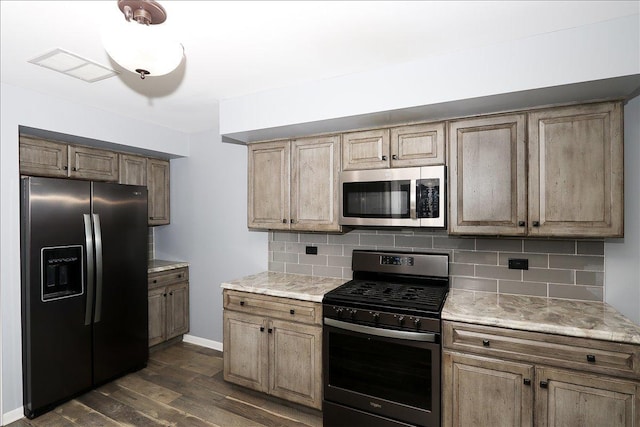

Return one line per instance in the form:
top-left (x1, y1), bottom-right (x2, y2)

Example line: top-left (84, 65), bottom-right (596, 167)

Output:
top-left (1, 1), bottom-right (638, 134)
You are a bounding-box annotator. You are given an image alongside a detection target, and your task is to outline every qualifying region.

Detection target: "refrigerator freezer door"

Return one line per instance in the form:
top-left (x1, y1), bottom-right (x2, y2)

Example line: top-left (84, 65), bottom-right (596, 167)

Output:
top-left (21, 177), bottom-right (93, 418)
top-left (91, 182), bottom-right (148, 385)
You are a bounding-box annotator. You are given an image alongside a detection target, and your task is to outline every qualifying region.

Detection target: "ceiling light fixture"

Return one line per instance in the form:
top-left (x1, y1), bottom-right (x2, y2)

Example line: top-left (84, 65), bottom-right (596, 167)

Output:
top-left (102, 0), bottom-right (184, 80)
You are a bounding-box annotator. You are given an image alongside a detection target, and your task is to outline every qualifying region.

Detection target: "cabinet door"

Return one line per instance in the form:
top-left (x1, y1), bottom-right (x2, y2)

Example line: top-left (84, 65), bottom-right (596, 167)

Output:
top-left (166, 282), bottom-right (189, 340)
top-left (19, 136), bottom-right (69, 177)
top-left (247, 141), bottom-right (290, 230)
top-left (528, 102), bottom-right (623, 237)
top-left (148, 287), bottom-right (166, 347)
top-left (290, 135), bottom-right (341, 232)
top-left (448, 114), bottom-right (527, 235)
top-left (223, 310), bottom-right (268, 392)
top-left (536, 367), bottom-right (639, 427)
top-left (269, 319), bottom-right (322, 409)
top-left (68, 145), bottom-right (119, 182)
top-left (442, 351), bottom-right (534, 427)
top-left (147, 158), bottom-right (170, 226)
top-left (119, 154), bottom-right (147, 186)
top-left (390, 122), bottom-right (445, 167)
top-left (342, 129), bottom-right (390, 170)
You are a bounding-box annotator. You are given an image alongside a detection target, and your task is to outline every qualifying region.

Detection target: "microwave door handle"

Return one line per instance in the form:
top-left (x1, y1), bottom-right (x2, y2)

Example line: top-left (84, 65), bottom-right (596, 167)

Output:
top-left (410, 179), bottom-right (417, 219)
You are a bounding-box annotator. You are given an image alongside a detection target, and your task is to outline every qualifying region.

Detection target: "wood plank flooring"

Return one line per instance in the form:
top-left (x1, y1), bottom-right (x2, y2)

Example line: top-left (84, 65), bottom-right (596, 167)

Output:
top-left (9, 342), bottom-right (323, 427)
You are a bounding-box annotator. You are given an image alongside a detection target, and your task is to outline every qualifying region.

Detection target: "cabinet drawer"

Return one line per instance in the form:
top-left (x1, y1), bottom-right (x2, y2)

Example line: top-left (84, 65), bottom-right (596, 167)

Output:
top-left (148, 267), bottom-right (189, 289)
top-left (224, 290), bottom-right (321, 325)
top-left (443, 321), bottom-right (640, 379)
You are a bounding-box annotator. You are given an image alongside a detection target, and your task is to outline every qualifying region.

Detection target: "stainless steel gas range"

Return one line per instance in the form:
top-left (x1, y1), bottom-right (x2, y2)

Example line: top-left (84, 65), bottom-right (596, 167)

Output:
top-left (322, 250), bottom-right (449, 427)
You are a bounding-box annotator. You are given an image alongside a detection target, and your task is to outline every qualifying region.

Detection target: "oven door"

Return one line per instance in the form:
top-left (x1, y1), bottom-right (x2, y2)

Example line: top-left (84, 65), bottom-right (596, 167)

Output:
top-left (323, 318), bottom-right (440, 427)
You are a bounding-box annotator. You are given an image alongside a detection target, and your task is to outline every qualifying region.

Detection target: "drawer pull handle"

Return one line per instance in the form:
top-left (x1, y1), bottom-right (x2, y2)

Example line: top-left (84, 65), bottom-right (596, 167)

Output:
top-left (518, 221), bottom-right (525, 227)
top-left (586, 354), bottom-right (596, 363)
top-left (240, 301), bottom-right (245, 306)
top-left (290, 309), bottom-right (295, 315)
top-left (540, 381), bottom-right (548, 389)
top-left (482, 339), bottom-right (490, 347)
top-left (392, 155), bottom-right (398, 160)
top-left (268, 328), bottom-right (273, 334)
top-left (381, 155), bottom-right (387, 161)
top-left (163, 293), bottom-right (167, 297)
top-left (523, 378), bottom-right (531, 386)
top-left (169, 291), bottom-right (173, 296)
top-left (260, 326), bottom-right (265, 332)
top-left (178, 274), bottom-right (182, 278)
top-left (533, 221), bottom-right (540, 227)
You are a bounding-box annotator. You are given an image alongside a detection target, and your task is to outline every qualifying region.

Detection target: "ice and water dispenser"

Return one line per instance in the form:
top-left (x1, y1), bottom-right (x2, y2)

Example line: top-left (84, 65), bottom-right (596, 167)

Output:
top-left (41, 245), bottom-right (83, 301)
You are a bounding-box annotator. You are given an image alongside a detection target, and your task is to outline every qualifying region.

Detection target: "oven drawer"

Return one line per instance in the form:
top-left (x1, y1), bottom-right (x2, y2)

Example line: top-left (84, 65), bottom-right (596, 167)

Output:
top-left (223, 290), bottom-right (321, 325)
top-left (443, 321), bottom-right (640, 379)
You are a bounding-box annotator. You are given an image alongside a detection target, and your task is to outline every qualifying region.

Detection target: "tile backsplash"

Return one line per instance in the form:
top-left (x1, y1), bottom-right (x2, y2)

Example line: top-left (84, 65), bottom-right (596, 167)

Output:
top-left (268, 229), bottom-right (605, 302)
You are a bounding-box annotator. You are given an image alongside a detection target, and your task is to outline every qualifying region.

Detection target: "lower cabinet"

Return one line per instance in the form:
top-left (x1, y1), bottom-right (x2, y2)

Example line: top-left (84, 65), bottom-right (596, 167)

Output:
top-left (148, 267), bottom-right (189, 347)
top-left (222, 290), bottom-right (323, 409)
top-left (442, 321), bottom-right (640, 427)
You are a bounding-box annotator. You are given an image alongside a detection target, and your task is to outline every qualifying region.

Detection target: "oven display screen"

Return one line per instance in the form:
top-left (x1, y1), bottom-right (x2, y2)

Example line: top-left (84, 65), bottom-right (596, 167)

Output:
top-left (380, 255), bottom-right (414, 266)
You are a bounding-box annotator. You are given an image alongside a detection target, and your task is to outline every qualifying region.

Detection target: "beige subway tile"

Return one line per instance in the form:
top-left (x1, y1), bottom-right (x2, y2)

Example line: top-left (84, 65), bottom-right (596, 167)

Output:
top-left (475, 265), bottom-right (522, 281)
top-left (548, 284), bottom-right (603, 302)
top-left (273, 231), bottom-right (299, 242)
top-left (360, 234), bottom-right (395, 246)
top-left (285, 263), bottom-right (312, 275)
top-left (498, 253), bottom-right (548, 268)
top-left (328, 232), bottom-right (360, 245)
top-left (575, 271), bottom-right (604, 286)
top-left (452, 277), bottom-right (497, 292)
top-left (523, 268), bottom-right (574, 284)
top-left (549, 255), bottom-right (604, 271)
top-left (476, 238), bottom-right (523, 252)
top-left (274, 252), bottom-right (298, 263)
top-left (300, 233), bottom-right (328, 244)
top-left (298, 254), bottom-right (328, 266)
top-left (312, 265), bottom-right (343, 279)
top-left (268, 261), bottom-right (285, 272)
top-left (524, 239), bottom-right (575, 254)
top-left (317, 244), bottom-right (343, 256)
top-left (433, 236), bottom-right (475, 250)
top-left (454, 251), bottom-right (498, 265)
top-left (449, 263), bottom-right (474, 276)
top-left (328, 255), bottom-right (352, 268)
top-left (498, 280), bottom-right (547, 297)
top-left (576, 240), bottom-right (605, 255)
top-left (395, 235), bottom-right (434, 249)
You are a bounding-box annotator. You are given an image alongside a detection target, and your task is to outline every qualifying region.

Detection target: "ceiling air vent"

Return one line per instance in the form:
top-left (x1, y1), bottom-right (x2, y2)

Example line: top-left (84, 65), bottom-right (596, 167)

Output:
top-left (28, 48), bottom-right (118, 83)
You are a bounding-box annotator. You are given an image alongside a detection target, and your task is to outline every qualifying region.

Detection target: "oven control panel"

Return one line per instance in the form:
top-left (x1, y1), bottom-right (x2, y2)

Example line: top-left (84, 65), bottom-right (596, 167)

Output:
top-left (380, 255), bottom-right (414, 266)
top-left (323, 304), bottom-right (441, 334)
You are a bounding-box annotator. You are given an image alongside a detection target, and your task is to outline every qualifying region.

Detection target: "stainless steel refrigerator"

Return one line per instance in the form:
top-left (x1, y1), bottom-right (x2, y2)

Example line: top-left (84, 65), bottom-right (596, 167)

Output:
top-left (20, 176), bottom-right (149, 419)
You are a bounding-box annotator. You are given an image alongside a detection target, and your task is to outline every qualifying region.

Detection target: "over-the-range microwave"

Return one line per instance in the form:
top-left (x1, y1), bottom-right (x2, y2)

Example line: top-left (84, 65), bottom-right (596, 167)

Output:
top-left (339, 165), bottom-right (446, 228)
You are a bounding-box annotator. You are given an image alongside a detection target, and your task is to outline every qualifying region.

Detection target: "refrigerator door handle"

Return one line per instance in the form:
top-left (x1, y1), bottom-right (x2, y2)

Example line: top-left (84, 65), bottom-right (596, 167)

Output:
top-left (83, 214), bottom-right (95, 326)
top-left (93, 213), bottom-right (104, 323)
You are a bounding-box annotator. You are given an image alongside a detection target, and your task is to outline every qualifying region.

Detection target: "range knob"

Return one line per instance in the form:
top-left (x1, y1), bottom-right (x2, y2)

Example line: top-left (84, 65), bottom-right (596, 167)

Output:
top-left (413, 318), bottom-right (421, 328)
top-left (397, 316), bottom-right (405, 325)
top-left (372, 312), bottom-right (380, 322)
top-left (335, 307), bottom-right (344, 317)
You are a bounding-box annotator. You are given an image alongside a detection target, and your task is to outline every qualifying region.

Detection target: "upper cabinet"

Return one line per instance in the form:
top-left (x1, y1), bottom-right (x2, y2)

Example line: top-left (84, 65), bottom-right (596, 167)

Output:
top-left (248, 135), bottom-right (341, 232)
top-left (20, 136), bottom-right (118, 182)
top-left (528, 102), bottom-right (623, 237)
top-left (343, 122), bottom-right (445, 170)
top-left (449, 101), bottom-right (623, 237)
top-left (119, 154), bottom-right (147, 186)
top-left (147, 159), bottom-right (170, 226)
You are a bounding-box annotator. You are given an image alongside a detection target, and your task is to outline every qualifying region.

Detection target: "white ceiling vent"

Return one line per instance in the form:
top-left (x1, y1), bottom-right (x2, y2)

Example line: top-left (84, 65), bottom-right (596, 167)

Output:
top-left (28, 48), bottom-right (118, 83)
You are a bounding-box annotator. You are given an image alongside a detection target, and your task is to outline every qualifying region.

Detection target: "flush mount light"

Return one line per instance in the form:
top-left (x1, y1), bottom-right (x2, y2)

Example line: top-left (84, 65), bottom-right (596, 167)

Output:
top-left (102, 0), bottom-right (184, 80)
top-left (28, 48), bottom-right (119, 82)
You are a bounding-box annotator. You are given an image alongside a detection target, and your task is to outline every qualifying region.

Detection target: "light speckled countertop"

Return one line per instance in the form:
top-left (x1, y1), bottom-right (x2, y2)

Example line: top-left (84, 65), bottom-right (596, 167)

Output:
top-left (221, 271), bottom-right (345, 303)
top-left (443, 289), bottom-right (640, 345)
top-left (148, 259), bottom-right (189, 273)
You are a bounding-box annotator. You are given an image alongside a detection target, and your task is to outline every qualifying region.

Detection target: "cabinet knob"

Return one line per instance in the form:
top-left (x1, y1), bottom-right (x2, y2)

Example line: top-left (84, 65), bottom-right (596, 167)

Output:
top-left (178, 274), bottom-right (182, 278)
top-left (63, 165), bottom-right (68, 171)
top-left (586, 354), bottom-right (596, 363)
top-left (289, 309), bottom-right (295, 315)
top-left (268, 328), bottom-right (273, 334)
top-left (240, 301), bottom-right (245, 306)
top-left (540, 380), bottom-right (548, 389)
top-left (518, 221), bottom-right (526, 227)
top-left (282, 219), bottom-right (287, 224)
top-left (260, 326), bottom-right (265, 332)
top-left (290, 219), bottom-right (296, 224)
top-left (381, 155), bottom-right (387, 161)
top-left (163, 293), bottom-right (167, 297)
top-left (169, 291), bottom-right (173, 296)
top-left (523, 378), bottom-right (531, 386)
top-left (533, 221), bottom-right (540, 227)
top-left (392, 155), bottom-right (398, 160)
top-left (153, 279), bottom-right (157, 283)
top-left (482, 339), bottom-right (490, 347)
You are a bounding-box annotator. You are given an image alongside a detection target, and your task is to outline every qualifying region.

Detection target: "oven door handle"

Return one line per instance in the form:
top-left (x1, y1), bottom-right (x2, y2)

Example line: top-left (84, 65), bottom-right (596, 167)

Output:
top-left (324, 318), bottom-right (437, 342)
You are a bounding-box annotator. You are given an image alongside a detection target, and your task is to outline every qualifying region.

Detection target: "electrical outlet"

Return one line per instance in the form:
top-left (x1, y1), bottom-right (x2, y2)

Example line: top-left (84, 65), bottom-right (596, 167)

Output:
top-left (305, 246), bottom-right (318, 255)
top-left (508, 258), bottom-right (529, 270)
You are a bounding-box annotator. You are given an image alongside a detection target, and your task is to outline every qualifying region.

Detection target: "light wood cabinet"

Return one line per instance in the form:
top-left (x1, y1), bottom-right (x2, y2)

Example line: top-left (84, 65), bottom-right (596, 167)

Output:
top-left (528, 102), bottom-right (623, 237)
top-left (148, 267), bottom-right (189, 347)
top-left (343, 122), bottom-right (445, 170)
top-left (119, 154), bottom-right (147, 186)
top-left (147, 159), bottom-right (170, 226)
top-left (449, 101), bottom-right (623, 237)
top-left (248, 135), bottom-right (341, 232)
top-left (442, 321), bottom-right (640, 427)
top-left (223, 290), bottom-right (323, 409)
top-left (20, 136), bottom-right (119, 181)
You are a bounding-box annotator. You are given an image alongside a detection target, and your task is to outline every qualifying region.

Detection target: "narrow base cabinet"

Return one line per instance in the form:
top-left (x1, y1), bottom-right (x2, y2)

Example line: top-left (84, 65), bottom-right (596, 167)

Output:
top-left (148, 267), bottom-right (189, 347)
top-left (442, 321), bottom-right (640, 427)
top-left (223, 290), bottom-right (323, 409)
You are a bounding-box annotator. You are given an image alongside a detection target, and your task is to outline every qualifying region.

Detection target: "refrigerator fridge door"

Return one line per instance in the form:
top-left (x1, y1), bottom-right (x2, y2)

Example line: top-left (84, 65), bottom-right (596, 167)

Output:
top-left (91, 182), bottom-right (148, 385)
top-left (21, 177), bottom-right (93, 418)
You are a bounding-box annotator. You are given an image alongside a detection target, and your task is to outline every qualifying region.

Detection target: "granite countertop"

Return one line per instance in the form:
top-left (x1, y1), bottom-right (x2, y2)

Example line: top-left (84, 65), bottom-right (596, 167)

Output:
top-left (443, 289), bottom-right (640, 345)
top-left (221, 271), bottom-right (345, 303)
top-left (148, 259), bottom-right (189, 273)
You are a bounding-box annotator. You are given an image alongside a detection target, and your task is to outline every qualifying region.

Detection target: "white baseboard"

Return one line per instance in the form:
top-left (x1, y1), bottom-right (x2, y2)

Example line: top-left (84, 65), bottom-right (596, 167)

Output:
top-left (182, 334), bottom-right (223, 352)
top-left (3, 406), bottom-right (24, 426)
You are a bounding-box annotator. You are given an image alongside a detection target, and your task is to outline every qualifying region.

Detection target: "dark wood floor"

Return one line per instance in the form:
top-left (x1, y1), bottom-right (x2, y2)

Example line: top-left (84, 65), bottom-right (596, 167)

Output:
top-left (9, 342), bottom-right (323, 427)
